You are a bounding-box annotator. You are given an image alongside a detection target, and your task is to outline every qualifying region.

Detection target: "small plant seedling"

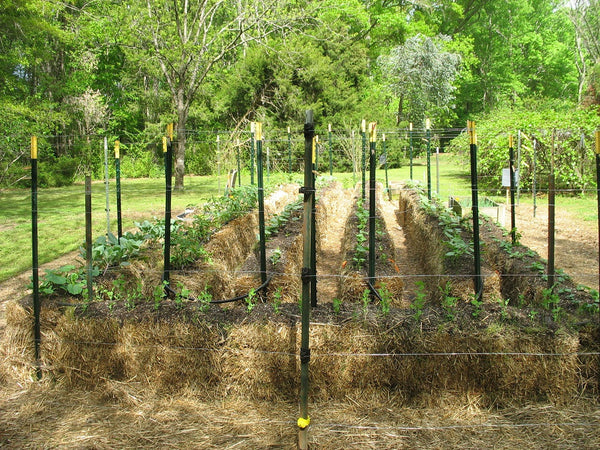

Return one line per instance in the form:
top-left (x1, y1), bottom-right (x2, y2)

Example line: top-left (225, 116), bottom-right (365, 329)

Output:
top-left (411, 281), bottom-right (427, 322)
top-left (362, 288), bottom-right (370, 316)
top-left (154, 280), bottom-right (168, 310)
top-left (379, 283), bottom-right (391, 316)
top-left (332, 297), bottom-right (342, 314)
top-left (497, 297), bottom-right (510, 320)
top-left (174, 281), bottom-right (190, 309)
top-left (198, 285), bottom-right (212, 312)
top-left (470, 294), bottom-right (483, 318)
top-left (246, 288), bottom-right (257, 313)
top-left (272, 287), bottom-right (283, 314)
top-left (270, 248), bottom-right (282, 266)
top-left (440, 282), bottom-right (458, 321)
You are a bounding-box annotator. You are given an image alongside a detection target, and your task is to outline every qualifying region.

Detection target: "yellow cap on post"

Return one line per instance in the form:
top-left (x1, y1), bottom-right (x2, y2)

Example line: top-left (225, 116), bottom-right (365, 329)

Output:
top-left (369, 122), bottom-right (377, 142)
top-left (328, 123), bottom-right (332, 132)
top-left (409, 123), bottom-right (413, 132)
top-left (468, 120), bottom-right (477, 145)
top-left (167, 123), bottom-right (174, 140)
top-left (162, 136), bottom-right (167, 153)
top-left (31, 136), bottom-right (38, 159)
top-left (382, 133), bottom-right (386, 142)
top-left (312, 136), bottom-right (316, 164)
top-left (509, 134), bottom-right (513, 149)
top-left (361, 119), bottom-right (366, 134)
top-left (596, 130), bottom-right (600, 155)
top-left (115, 140), bottom-right (120, 159)
top-left (425, 118), bottom-right (431, 130)
top-left (255, 122), bottom-right (263, 141)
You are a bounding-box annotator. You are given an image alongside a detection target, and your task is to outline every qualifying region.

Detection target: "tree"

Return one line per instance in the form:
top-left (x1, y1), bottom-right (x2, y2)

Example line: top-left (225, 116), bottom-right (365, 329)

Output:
top-left (120, 0), bottom-right (308, 190)
top-left (379, 34), bottom-right (461, 127)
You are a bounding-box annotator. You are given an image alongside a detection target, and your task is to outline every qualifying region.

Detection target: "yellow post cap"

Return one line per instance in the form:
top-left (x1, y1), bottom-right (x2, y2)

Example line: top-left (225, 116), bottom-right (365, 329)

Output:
top-left (361, 119), bottom-right (366, 133)
top-left (369, 122), bottom-right (377, 142)
top-left (596, 130), bottom-right (600, 155)
top-left (31, 136), bottom-right (38, 159)
top-left (114, 140), bottom-right (120, 159)
top-left (425, 118), bottom-right (431, 130)
top-left (509, 134), bottom-right (513, 149)
top-left (162, 136), bottom-right (167, 153)
top-left (255, 122), bottom-right (263, 141)
top-left (467, 120), bottom-right (477, 145)
top-left (297, 416), bottom-right (310, 429)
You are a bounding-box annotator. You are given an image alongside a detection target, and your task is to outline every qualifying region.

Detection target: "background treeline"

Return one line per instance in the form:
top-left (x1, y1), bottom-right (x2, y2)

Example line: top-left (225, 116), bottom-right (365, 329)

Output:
top-left (1, 0), bottom-right (599, 188)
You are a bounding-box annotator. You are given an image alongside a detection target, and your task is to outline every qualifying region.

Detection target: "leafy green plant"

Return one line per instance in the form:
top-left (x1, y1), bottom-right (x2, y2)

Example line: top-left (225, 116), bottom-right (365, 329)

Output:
top-left (174, 282), bottom-right (190, 309)
top-left (497, 297), bottom-right (510, 320)
top-left (541, 287), bottom-right (562, 322)
top-left (470, 293), bottom-right (483, 318)
top-left (440, 282), bottom-right (458, 321)
top-left (32, 265), bottom-right (97, 296)
top-left (153, 281), bottom-right (168, 310)
top-left (270, 248), bottom-right (282, 266)
top-left (272, 287), bottom-right (283, 314)
top-left (265, 199), bottom-right (302, 239)
top-left (362, 288), bottom-right (371, 316)
top-left (411, 281), bottom-right (427, 322)
top-left (379, 283), bottom-right (391, 316)
top-left (353, 199), bottom-right (369, 268)
top-left (245, 288), bottom-right (257, 313)
top-left (197, 285), bottom-right (212, 313)
top-left (332, 297), bottom-right (342, 314)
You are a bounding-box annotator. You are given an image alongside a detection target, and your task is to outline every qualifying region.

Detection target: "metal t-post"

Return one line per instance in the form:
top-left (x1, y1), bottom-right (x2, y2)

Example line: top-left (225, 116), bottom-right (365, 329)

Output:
top-left (468, 120), bottom-right (483, 301)
top-left (368, 123), bottom-right (377, 288)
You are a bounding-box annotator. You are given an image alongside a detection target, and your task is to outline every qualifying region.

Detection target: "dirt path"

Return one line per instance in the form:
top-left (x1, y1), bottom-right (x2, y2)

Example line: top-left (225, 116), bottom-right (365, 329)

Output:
top-left (379, 194), bottom-right (417, 306)
top-left (316, 183), bottom-right (357, 303)
top-left (513, 204), bottom-right (598, 290)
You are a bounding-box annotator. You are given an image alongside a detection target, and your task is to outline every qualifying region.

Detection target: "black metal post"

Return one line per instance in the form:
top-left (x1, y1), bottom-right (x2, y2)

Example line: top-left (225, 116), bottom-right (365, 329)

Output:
top-left (368, 123), bottom-right (377, 289)
top-left (409, 123), bottom-right (414, 180)
top-left (85, 176), bottom-right (93, 303)
top-left (509, 136), bottom-right (517, 244)
top-left (361, 120), bottom-right (366, 200)
top-left (548, 131), bottom-right (556, 290)
top-left (163, 129), bottom-right (173, 285)
top-left (115, 141), bottom-right (123, 240)
top-left (298, 110), bottom-right (315, 449)
top-left (250, 123), bottom-right (255, 185)
top-left (237, 139), bottom-right (242, 186)
top-left (31, 136), bottom-right (41, 380)
top-left (426, 119), bottom-right (431, 199)
top-left (256, 123), bottom-right (267, 285)
top-left (469, 121), bottom-right (483, 300)
top-left (596, 131), bottom-right (600, 296)
top-left (288, 126), bottom-right (292, 174)
top-left (383, 134), bottom-right (390, 200)
top-left (328, 124), bottom-right (333, 176)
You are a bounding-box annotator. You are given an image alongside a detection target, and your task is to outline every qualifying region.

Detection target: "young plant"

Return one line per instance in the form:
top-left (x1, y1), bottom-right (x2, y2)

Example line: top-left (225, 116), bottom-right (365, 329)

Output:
top-left (332, 297), bottom-right (342, 314)
top-left (379, 283), bottom-right (391, 316)
top-left (411, 281), bottom-right (427, 322)
top-left (153, 281), bottom-right (168, 310)
top-left (497, 297), bottom-right (510, 320)
top-left (270, 248), bottom-right (282, 266)
top-left (174, 282), bottom-right (190, 309)
top-left (245, 288), bottom-right (257, 313)
top-left (362, 288), bottom-right (371, 317)
top-left (470, 293), bottom-right (483, 318)
top-left (541, 287), bottom-right (562, 322)
top-left (197, 285), bottom-right (212, 313)
top-left (440, 282), bottom-right (458, 321)
top-left (272, 287), bottom-right (283, 314)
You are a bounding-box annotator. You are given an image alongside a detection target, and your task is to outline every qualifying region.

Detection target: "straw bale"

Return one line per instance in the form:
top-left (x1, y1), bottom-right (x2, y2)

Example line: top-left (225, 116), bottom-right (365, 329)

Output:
top-left (221, 321), bottom-right (297, 400)
top-left (206, 212), bottom-right (258, 272)
top-left (116, 319), bottom-right (221, 394)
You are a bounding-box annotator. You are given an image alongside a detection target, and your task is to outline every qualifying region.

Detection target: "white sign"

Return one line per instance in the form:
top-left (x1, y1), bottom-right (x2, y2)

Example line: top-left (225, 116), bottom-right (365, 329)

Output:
top-left (502, 168), bottom-right (519, 188)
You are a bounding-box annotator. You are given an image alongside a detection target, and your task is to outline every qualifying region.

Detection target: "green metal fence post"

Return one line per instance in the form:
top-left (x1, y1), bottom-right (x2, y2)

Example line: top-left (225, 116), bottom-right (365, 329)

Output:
top-left (163, 124), bottom-right (173, 285)
top-left (298, 110), bottom-right (315, 449)
top-left (426, 119), bottom-right (432, 199)
top-left (250, 122), bottom-right (255, 185)
top-left (31, 136), bottom-right (41, 380)
top-left (509, 135), bottom-right (517, 244)
top-left (368, 123), bottom-right (377, 289)
top-left (361, 119), bottom-right (366, 200)
top-left (468, 120), bottom-right (483, 301)
top-left (409, 123), bottom-right (414, 180)
top-left (85, 175), bottom-right (93, 304)
top-left (328, 123), bottom-right (333, 176)
top-left (115, 140), bottom-right (123, 240)
top-left (256, 123), bottom-right (267, 285)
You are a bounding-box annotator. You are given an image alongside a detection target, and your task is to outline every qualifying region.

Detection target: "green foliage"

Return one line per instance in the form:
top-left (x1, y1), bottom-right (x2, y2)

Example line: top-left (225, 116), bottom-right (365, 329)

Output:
top-left (440, 282), bottom-right (458, 321)
top-left (272, 287), bottom-right (283, 314)
top-left (265, 199), bottom-right (302, 239)
top-left (378, 283), bottom-right (391, 316)
top-left (541, 287), bottom-right (562, 322)
top-left (86, 232), bottom-right (143, 275)
top-left (411, 281), bottom-right (427, 322)
top-left (353, 199), bottom-right (369, 268)
top-left (245, 288), bottom-right (257, 313)
top-left (332, 297), bottom-right (342, 314)
top-left (32, 265), bottom-right (97, 296)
